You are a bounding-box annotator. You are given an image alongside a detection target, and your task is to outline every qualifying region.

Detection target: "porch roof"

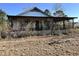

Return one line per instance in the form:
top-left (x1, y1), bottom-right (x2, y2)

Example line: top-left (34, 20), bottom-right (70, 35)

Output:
top-left (7, 15), bottom-right (77, 22)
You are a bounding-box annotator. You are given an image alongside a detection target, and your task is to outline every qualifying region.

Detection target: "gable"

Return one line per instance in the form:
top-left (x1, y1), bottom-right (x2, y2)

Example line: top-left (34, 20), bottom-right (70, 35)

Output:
top-left (18, 7), bottom-right (51, 17)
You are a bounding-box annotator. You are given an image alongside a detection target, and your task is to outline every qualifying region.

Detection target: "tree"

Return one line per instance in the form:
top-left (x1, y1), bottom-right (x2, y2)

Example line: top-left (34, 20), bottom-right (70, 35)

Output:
top-left (0, 9), bottom-right (9, 32)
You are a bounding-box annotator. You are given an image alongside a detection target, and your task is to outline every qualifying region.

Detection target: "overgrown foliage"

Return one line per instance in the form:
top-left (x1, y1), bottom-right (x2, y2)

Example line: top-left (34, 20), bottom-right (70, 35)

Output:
top-left (0, 9), bottom-right (9, 32)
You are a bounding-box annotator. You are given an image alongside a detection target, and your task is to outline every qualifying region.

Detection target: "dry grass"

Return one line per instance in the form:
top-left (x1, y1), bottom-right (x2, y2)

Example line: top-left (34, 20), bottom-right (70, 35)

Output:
top-left (0, 29), bottom-right (79, 56)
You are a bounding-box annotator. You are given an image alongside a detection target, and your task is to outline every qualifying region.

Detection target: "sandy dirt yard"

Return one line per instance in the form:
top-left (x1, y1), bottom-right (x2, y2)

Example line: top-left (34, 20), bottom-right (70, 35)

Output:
top-left (0, 29), bottom-right (79, 56)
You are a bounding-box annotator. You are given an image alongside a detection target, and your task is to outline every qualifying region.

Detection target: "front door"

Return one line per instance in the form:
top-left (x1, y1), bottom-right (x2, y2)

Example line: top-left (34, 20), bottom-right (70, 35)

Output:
top-left (35, 21), bottom-right (42, 31)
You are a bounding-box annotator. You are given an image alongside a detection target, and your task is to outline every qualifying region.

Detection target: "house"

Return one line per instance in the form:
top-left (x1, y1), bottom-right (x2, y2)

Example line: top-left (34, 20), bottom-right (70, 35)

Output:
top-left (7, 7), bottom-right (77, 36)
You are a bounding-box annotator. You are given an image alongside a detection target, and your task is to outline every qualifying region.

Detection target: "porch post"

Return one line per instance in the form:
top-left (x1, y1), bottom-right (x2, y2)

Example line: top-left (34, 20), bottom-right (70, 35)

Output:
top-left (72, 19), bottom-right (74, 28)
top-left (63, 20), bottom-right (66, 29)
top-left (63, 20), bottom-right (67, 33)
top-left (50, 19), bottom-right (53, 35)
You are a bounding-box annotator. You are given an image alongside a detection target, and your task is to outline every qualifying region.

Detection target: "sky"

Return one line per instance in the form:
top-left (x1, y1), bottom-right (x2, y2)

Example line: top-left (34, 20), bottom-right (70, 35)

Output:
top-left (0, 3), bottom-right (79, 22)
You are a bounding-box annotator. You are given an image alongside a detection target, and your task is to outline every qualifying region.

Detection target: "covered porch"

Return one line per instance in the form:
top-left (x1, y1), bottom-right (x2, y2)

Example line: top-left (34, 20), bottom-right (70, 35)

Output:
top-left (8, 15), bottom-right (77, 36)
